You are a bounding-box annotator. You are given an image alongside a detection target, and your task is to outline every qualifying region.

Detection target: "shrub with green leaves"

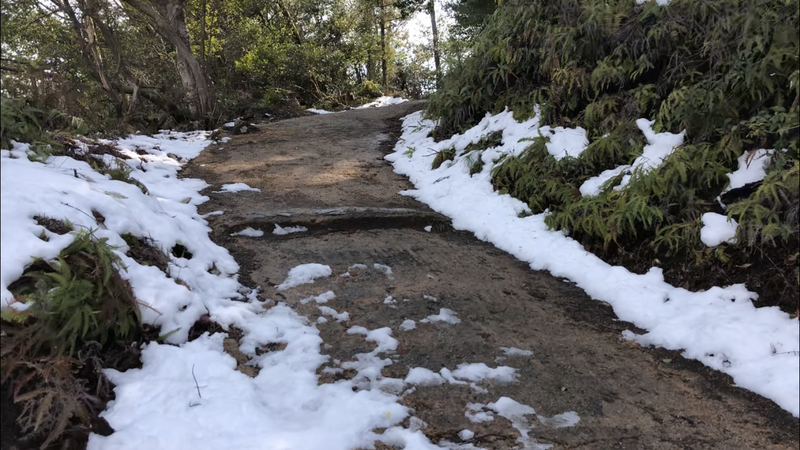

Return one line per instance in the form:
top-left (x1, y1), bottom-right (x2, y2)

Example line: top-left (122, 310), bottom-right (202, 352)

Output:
top-left (427, 0), bottom-right (799, 311)
top-left (7, 230), bottom-right (142, 355)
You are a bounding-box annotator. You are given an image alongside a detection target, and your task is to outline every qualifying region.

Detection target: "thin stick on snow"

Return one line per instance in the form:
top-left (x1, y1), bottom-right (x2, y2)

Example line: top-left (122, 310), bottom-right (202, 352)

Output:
top-left (192, 364), bottom-right (202, 398)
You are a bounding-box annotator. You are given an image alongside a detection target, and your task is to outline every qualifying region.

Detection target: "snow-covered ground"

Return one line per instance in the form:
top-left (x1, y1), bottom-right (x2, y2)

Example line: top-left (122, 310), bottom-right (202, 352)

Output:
top-left (3, 131), bottom-right (573, 449)
top-left (386, 109), bottom-right (800, 417)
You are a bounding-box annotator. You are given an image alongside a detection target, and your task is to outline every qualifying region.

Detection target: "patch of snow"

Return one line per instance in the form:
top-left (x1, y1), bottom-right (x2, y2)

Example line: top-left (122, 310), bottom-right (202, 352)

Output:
top-left (349, 263), bottom-right (368, 270)
top-left (458, 429), bottom-right (475, 441)
top-left (580, 119), bottom-right (684, 196)
top-left (356, 96), bottom-right (409, 109)
top-left (724, 149), bottom-right (773, 193)
top-left (220, 136), bottom-right (231, 143)
top-left (373, 263), bottom-right (393, 276)
top-left (383, 295), bottom-right (397, 304)
top-left (387, 109), bottom-right (800, 417)
top-left (347, 326), bottom-right (369, 335)
top-left (465, 403), bottom-right (494, 423)
top-left (400, 319), bottom-right (416, 331)
top-left (424, 225), bottom-right (432, 232)
top-left (201, 210), bottom-right (224, 218)
top-left (420, 308), bottom-right (461, 325)
top-left (423, 295), bottom-right (438, 302)
top-left (273, 224), bottom-right (308, 235)
top-left (276, 263), bottom-right (332, 291)
top-left (318, 306), bottom-right (349, 322)
top-left (404, 367), bottom-right (445, 386)
top-left (486, 397), bottom-right (544, 449)
top-left (617, 119), bottom-right (685, 189)
top-left (538, 126), bottom-right (589, 160)
top-left (500, 347), bottom-right (533, 357)
top-left (700, 213), bottom-right (738, 247)
top-left (230, 227), bottom-right (264, 237)
top-left (213, 182), bottom-right (260, 193)
top-left (539, 411), bottom-right (580, 428)
top-left (307, 108), bottom-right (332, 114)
top-left (439, 368), bottom-right (467, 385)
top-left (300, 291), bottom-right (336, 305)
top-left (451, 363), bottom-right (516, 383)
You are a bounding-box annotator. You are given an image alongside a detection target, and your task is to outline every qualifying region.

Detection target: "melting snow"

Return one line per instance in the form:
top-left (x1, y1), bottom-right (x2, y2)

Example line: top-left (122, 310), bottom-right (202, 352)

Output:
top-left (387, 109), bottom-right (799, 417)
top-left (276, 263), bottom-right (332, 291)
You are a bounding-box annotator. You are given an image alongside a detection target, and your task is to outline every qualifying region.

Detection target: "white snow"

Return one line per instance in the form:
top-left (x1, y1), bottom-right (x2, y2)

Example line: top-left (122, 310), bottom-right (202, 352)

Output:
top-left (384, 295), bottom-right (397, 304)
top-left (388, 109), bottom-right (800, 417)
top-left (500, 347), bottom-right (533, 357)
top-left (420, 308), bottom-right (461, 325)
top-left (373, 263), bottom-right (394, 276)
top-left (458, 429), bottom-right (474, 441)
top-left (356, 96), bottom-right (409, 109)
top-left (201, 210), bottom-right (224, 218)
top-left (724, 149), bottom-right (772, 193)
top-left (424, 225), bottom-right (432, 232)
top-left (2, 132), bottom-right (446, 449)
top-left (300, 291), bottom-right (336, 305)
top-left (230, 227), bottom-right (264, 237)
top-left (538, 125), bottom-right (589, 160)
top-left (213, 182), bottom-right (260, 193)
top-left (465, 403), bottom-right (494, 423)
top-left (273, 224), bottom-right (308, 235)
top-left (400, 319), bottom-right (417, 331)
top-left (404, 367), bottom-right (445, 386)
top-left (318, 306), bottom-right (349, 322)
top-left (347, 326), bottom-right (369, 335)
top-left (486, 397), bottom-right (550, 449)
top-left (700, 213), bottom-right (738, 247)
top-left (450, 363), bottom-right (516, 383)
top-left (580, 119), bottom-right (685, 196)
top-left (539, 411), bottom-right (581, 428)
top-left (276, 263), bottom-right (332, 291)
top-left (307, 108), bottom-right (332, 115)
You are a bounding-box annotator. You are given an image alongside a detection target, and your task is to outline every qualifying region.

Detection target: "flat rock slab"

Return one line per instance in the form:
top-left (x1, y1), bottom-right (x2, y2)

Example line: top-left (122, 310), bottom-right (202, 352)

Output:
top-left (186, 102), bottom-right (799, 449)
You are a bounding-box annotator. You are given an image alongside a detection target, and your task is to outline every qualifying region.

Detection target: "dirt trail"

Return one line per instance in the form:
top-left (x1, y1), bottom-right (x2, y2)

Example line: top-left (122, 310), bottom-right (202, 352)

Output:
top-left (186, 102), bottom-right (799, 449)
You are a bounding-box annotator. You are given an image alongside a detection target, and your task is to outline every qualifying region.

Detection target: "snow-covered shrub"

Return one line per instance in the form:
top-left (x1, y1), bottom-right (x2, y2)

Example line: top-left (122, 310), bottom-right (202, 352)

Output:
top-left (426, 0), bottom-right (799, 311)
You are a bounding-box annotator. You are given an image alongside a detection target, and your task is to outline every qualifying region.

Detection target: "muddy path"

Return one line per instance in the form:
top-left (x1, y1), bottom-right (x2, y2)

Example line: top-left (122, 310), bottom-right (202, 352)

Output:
top-left (185, 102), bottom-right (799, 449)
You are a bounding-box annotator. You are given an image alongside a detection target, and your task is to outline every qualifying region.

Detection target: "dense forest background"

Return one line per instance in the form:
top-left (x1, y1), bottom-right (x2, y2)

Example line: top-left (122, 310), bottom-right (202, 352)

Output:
top-left (0, 0), bottom-right (496, 132)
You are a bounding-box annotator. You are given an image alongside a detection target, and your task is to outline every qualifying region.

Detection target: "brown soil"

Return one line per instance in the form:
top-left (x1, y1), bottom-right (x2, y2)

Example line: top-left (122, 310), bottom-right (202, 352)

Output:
top-left (185, 101), bottom-right (799, 449)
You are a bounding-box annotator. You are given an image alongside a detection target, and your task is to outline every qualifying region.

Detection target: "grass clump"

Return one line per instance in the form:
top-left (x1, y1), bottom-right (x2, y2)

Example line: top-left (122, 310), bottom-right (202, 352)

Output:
top-left (2, 230), bottom-right (143, 448)
top-left (432, 148), bottom-right (456, 169)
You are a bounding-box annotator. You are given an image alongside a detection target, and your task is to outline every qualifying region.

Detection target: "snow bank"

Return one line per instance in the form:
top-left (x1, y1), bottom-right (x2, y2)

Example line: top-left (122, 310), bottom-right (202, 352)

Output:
top-left (357, 96), bottom-right (408, 109)
top-left (387, 109), bottom-right (800, 416)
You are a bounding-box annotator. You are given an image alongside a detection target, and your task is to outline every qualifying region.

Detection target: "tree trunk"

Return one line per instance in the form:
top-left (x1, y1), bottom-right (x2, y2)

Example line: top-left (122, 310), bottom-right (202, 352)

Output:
top-left (200, 0), bottom-right (206, 67)
top-left (122, 0), bottom-right (214, 120)
top-left (428, 0), bottom-right (441, 86)
top-left (379, 0), bottom-right (387, 89)
top-left (276, 0), bottom-right (303, 45)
